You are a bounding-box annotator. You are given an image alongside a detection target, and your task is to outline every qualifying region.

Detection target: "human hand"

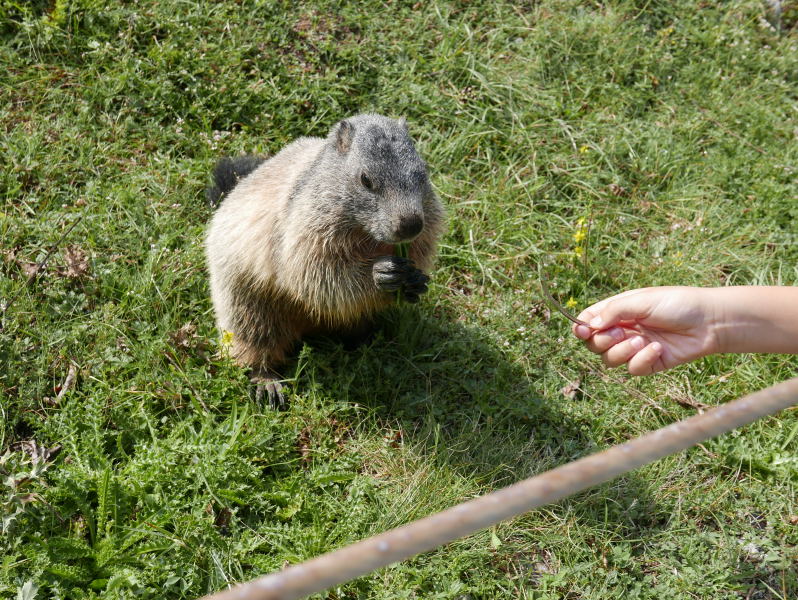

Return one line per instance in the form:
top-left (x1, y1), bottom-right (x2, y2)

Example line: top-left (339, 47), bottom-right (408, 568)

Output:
top-left (572, 287), bottom-right (720, 376)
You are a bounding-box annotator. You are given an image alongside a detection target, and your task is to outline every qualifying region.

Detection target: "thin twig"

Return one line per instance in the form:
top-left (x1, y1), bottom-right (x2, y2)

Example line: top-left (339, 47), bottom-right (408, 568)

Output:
top-left (55, 362), bottom-right (78, 402)
top-left (538, 263), bottom-right (590, 327)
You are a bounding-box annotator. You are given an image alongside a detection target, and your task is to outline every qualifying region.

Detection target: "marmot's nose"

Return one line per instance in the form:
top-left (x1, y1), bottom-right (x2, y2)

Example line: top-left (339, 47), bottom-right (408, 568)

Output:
top-left (397, 214), bottom-right (424, 240)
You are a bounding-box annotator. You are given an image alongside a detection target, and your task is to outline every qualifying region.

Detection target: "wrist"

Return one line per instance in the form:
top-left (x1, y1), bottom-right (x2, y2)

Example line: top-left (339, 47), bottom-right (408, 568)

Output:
top-left (703, 286), bottom-right (763, 355)
top-left (702, 286), bottom-right (798, 355)
top-left (700, 287), bottom-right (730, 356)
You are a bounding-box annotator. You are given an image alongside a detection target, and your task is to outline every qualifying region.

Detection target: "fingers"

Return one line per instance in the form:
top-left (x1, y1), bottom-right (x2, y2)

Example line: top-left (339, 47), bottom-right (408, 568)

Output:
top-left (572, 292), bottom-right (641, 338)
top-left (578, 286), bottom-right (690, 332)
top-left (590, 295), bottom-right (653, 331)
top-left (574, 319), bottom-right (648, 366)
top-left (573, 305), bottom-right (604, 340)
top-left (575, 288), bottom-right (648, 325)
top-left (596, 335), bottom-right (664, 376)
top-left (570, 288), bottom-right (667, 376)
top-left (585, 326), bottom-right (627, 353)
top-left (626, 341), bottom-right (664, 376)
top-left (574, 320), bottom-right (638, 355)
top-left (574, 308), bottom-right (599, 335)
top-left (373, 256), bottom-right (411, 291)
top-left (601, 335), bottom-right (647, 367)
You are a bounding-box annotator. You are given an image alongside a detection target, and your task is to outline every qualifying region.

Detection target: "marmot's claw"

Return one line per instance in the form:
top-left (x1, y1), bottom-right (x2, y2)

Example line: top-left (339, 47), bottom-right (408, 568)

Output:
top-left (403, 284), bottom-right (427, 300)
top-left (403, 267), bottom-right (429, 299)
top-left (252, 377), bottom-right (288, 410)
top-left (405, 268), bottom-right (429, 286)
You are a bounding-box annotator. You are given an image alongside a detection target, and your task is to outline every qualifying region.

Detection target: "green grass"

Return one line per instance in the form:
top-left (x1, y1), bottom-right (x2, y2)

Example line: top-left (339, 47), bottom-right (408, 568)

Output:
top-left (2, 1), bottom-right (797, 598)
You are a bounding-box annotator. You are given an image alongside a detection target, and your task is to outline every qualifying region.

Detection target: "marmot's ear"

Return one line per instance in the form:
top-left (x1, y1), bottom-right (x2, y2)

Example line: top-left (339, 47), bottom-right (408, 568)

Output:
top-left (335, 120), bottom-right (355, 154)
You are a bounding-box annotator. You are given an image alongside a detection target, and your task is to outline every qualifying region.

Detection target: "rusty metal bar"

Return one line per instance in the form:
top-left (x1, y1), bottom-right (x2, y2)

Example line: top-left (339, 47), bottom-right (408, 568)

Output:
top-left (200, 377), bottom-right (798, 600)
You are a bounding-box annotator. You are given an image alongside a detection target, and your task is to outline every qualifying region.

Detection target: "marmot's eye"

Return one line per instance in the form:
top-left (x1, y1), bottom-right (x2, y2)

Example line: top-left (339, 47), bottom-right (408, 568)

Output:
top-left (360, 172), bottom-right (373, 190)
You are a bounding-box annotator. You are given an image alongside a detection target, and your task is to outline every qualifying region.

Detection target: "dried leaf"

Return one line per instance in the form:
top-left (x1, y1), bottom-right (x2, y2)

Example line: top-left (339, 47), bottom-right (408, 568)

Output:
top-left (55, 363), bottom-right (77, 402)
top-left (1, 247), bottom-right (17, 264)
top-left (560, 379), bottom-right (581, 399)
top-left (607, 183), bottom-right (627, 197)
top-left (386, 429), bottom-right (403, 449)
top-left (62, 244), bottom-right (89, 278)
top-left (294, 14), bottom-right (314, 33)
top-left (13, 440), bottom-right (62, 465)
top-left (20, 262), bottom-right (40, 278)
top-left (672, 395), bottom-right (710, 412)
top-left (169, 323), bottom-right (198, 350)
top-left (17, 493), bottom-right (39, 505)
top-left (297, 427), bottom-right (312, 467)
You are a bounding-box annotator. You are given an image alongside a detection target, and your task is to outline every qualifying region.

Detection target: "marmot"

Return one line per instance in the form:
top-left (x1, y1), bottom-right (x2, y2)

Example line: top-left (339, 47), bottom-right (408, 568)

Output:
top-left (205, 114), bottom-right (445, 407)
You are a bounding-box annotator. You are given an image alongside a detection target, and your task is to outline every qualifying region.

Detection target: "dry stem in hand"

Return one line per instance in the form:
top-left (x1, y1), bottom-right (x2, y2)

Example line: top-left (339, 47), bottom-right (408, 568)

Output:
top-left (538, 264), bottom-right (590, 328)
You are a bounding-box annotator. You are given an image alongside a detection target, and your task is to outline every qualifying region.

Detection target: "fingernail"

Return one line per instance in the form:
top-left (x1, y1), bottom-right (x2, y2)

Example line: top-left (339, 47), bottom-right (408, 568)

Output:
top-left (589, 316), bottom-right (603, 329)
top-left (630, 336), bottom-right (645, 350)
top-left (575, 325), bottom-right (590, 339)
top-left (650, 341), bottom-right (662, 354)
top-left (609, 327), bottom-right (625, 341)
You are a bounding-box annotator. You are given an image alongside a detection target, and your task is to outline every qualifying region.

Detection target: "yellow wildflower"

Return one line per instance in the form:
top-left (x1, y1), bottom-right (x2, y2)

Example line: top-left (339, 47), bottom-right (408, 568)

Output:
top-left (574, 246), bottom-right (584, 258)
top-left (221, 330), bottom-right (235, 348)
top-left (566, 297), bottom-right (578, 310)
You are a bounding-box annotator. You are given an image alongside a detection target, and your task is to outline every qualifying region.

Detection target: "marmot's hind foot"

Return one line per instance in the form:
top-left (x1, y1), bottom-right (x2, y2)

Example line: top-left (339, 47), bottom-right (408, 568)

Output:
top-left (250, 374), bottom-right (288, 411)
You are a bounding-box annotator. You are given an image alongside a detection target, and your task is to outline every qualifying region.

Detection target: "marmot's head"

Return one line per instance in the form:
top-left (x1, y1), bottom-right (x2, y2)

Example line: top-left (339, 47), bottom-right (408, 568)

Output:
top-left (326, 114), bottom-right (438, 246)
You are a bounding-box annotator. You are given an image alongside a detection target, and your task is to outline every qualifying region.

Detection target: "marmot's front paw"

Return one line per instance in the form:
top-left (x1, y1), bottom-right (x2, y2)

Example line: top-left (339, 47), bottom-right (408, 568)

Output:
top-left (373, 256), bottom-right (410, 292)
top-left (372, 256), bottom-right (429, 301)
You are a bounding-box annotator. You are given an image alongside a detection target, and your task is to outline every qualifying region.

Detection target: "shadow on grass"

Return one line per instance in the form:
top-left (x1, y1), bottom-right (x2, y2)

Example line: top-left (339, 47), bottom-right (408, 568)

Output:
top-left (295, 303), bottom-right (668, 541)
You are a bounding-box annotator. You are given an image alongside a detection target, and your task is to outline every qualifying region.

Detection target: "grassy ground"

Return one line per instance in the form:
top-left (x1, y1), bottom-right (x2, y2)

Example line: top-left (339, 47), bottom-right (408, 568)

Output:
top-left (2, 1), bottom-right (797, 598)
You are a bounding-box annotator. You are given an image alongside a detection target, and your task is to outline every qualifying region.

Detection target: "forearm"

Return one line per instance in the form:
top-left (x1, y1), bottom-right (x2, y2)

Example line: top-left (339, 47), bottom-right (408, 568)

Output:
top-left (708, 286), bottom-right (798, 355)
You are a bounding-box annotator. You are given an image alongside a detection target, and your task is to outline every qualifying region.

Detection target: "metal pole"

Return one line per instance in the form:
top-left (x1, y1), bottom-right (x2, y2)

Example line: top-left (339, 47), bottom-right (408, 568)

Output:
top-left (200, 377), bottom-right (798, 600)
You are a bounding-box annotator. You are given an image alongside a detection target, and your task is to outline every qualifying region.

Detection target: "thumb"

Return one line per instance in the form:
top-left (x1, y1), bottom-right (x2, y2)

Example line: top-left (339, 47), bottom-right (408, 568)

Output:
top-left (589, 293), bottom-right (652, 331)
